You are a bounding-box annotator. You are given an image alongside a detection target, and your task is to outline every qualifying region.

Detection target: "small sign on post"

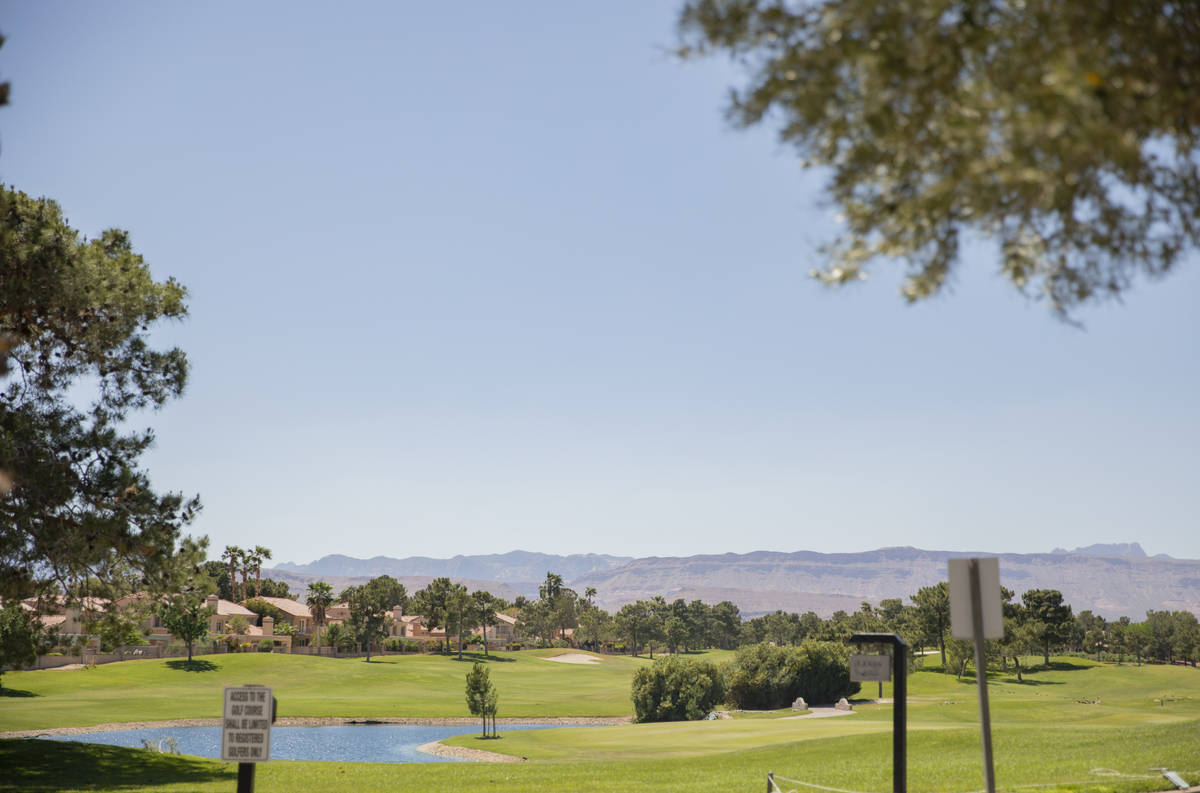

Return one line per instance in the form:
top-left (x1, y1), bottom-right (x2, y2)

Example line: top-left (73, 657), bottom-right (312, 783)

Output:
top-left (850, 654), bottom-right (892, 682)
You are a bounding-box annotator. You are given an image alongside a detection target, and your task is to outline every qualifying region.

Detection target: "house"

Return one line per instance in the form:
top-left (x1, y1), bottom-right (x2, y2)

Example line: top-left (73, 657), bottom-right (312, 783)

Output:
top-left (485, 613), bottom-right (518, 642)
top-left (23, 595), bottom-right (108, 638)
top-left (205, 594), bottom-right (259, 637)
top-left (246, 596), bottom-right (313, 641)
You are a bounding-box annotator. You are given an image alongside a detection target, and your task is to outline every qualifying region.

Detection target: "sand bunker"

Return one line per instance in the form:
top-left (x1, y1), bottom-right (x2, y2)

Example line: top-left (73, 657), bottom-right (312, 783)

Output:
top-left (542, 653), bottom-right (601, 664)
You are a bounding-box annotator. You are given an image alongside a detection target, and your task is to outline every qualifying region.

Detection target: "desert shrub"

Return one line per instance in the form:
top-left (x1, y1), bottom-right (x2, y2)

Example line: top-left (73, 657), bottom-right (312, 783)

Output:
top-left (631, 655), bottom-right (724, 723)
top-left (725, 641), bottom-right (859, 710)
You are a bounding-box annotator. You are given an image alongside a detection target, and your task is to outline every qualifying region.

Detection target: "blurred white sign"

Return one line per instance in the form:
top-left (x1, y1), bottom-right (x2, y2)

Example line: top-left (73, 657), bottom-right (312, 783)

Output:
top-left (949, 557), bottom-right (1003, 639)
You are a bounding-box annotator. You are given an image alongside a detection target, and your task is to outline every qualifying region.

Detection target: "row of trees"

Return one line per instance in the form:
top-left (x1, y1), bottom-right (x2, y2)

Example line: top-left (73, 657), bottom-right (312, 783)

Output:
top-left (307, 570), bottom-right (1200, 673)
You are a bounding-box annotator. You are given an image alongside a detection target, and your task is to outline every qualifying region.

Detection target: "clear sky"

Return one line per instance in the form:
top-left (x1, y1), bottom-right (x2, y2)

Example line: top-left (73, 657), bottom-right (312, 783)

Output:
top-left (3, 2), bottom-right (1198, 566)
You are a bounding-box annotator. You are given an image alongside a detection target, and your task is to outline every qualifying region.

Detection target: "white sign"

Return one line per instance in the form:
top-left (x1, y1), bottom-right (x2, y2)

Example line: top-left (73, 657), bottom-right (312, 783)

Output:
top-left (949, 558), bottom-right (1003, 640)
top-left (221, 685), bottom-right (272, 762)
top-left (850, 653), bottom-right (892, 682)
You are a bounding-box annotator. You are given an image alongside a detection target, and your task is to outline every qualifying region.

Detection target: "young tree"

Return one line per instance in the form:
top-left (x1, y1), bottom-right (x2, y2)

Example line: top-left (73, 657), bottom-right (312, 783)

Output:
top-left (160, 595), bottom-right (213, 664)
top-left (306, 581), bottom-right (335, 652)
top-left (677, 0), bottom-right (1200, 319)
top-left (0, 187), bottom-right (200, 603)
top-left (465, 661), bottom-right (499, 737)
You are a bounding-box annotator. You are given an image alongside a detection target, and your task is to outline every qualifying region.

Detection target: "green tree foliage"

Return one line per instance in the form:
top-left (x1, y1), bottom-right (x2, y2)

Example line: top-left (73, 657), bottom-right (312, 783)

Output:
top-left (472, 590), bottom-right (504, 657)
top-left (305, 580), bottom-right (335, 651)
top-left (631, 655), bottom-right (725, 722)
top-left (1021, 589), bottom-right (1073, 665)
top-left (615, 600), bottom-right (653, 656)
top-left (0, 603), bottom-right (44, 690)
top-left (724, 641), bottom-right (860, 709)
top-left (677, 0), bottom-right (1200, 318)
top-left (159, 596), bottom-right (212, 664)
top-left (412, 577), bottom-right (456, 652)
top-left (913, 582), bottom-right (950, 665)
top-left (343, 578), bottom-right (399, 661)
top-left (242, 597), bottom-right (284, 626)
top-left (708, 600), bottom-right (742, 650)
top-left (0, 187), bottom-right (200, 602)
top-left (465, 661), bottom-right (499, 737)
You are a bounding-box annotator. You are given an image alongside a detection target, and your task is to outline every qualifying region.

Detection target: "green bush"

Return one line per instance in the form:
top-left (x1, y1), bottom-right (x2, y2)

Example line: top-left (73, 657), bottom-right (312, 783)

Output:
top-left (258, 640), bottom-right (274, 652)
top-left (631, 655), bottom-right (724, 723)
top-left (384, 638), bottom-right (421, 653)
top-left (724, 642), bottom-right (860, 710)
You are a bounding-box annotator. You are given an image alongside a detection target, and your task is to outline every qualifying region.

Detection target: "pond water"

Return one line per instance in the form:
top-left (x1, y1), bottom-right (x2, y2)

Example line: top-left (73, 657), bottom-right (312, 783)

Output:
top-left (43, 724), bottom-right (577, 763)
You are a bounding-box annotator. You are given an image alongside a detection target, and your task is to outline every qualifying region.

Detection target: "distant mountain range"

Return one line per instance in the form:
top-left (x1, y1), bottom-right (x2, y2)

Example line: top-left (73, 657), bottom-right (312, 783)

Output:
top-left (266, 543), bottom-right (1200, 620)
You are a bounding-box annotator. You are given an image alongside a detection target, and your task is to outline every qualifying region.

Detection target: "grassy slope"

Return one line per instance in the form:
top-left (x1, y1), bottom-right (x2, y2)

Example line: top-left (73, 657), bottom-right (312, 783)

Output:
top-left (0, 649), bottom-right (649, 731)
top-left (2, 653), bottom-right (1197, 793)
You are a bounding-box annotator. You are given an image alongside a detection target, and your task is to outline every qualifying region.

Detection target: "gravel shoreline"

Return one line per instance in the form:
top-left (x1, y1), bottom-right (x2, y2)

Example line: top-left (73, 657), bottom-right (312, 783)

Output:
top-left (0, 715), bottom-right (629, 741)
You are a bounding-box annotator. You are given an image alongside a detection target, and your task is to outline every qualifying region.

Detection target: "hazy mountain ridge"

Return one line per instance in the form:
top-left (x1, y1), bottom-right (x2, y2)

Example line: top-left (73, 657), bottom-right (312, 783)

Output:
top-left (269, 545), bottom-right (1199, 619)
top-left (274, 549), bottom-right (632, 583)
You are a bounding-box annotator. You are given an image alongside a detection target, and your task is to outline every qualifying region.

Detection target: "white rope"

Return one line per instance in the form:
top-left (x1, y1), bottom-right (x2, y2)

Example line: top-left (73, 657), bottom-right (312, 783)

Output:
top-left (769, 767), bottom-right (1199, 793)
top-left (771, 774), bottom-right (877, 793)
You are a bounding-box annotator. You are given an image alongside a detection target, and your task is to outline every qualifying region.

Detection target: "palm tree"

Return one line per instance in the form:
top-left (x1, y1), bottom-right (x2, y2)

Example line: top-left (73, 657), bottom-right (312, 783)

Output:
top-left (306, 581), bottom-right (334, 653)
top-left (251, 545), bottom-right (272, 597)
top-left (221, 546), bottom-right (243, 601)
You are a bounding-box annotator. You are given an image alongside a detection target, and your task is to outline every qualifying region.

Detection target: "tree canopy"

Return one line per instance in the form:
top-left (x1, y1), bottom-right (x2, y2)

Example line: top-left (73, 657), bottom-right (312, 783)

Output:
top-left (677, 0), bottom-right (1200, 318)
top-left (0, 187), bottom-right (200, 602)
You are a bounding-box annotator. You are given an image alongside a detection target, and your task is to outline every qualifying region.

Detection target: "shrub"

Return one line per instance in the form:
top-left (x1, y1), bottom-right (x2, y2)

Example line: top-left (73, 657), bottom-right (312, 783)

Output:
top-left (552, 638), bottom-right (571, 648)
top-left (258, 640), bottom-right (274, 652)
top-left (631, 655), bottom-right (724, 723)
top-left (724, 641), bottom-right (860, 710)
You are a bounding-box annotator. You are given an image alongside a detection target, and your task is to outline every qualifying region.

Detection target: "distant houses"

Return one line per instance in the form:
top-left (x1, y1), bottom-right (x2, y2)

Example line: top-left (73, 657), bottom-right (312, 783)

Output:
top-left (16, 591), bottom-right (522, 659)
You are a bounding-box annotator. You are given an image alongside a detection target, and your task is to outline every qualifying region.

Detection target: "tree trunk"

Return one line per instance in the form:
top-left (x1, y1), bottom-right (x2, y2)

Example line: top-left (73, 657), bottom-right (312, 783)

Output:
top-left (1044, 642), bottom-right (1050, 666)
top-left (939, 636), bottom-right (946, 667)
top-left (187, 639), bottom-right (194, 663)
top-left (1014, 655), bottom-right (1022, 682)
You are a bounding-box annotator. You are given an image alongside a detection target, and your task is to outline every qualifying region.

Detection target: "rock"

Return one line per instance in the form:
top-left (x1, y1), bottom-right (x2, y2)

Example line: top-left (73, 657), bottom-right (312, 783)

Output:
top-left (792, 697), bottom-right (808, 711)
top-left (834, 698), bottom-right (853, 711)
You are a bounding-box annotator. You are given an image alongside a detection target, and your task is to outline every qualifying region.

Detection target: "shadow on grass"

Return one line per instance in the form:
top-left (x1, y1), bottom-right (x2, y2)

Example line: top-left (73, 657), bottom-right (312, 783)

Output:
top-left (0, 687), bottom-right (38, 697)
top-left (165, 659), bottom-right (220, 673)
top-left (437, 652), bottom-right (516, 663)
top-left (1, 738), bottom-right (233, 791)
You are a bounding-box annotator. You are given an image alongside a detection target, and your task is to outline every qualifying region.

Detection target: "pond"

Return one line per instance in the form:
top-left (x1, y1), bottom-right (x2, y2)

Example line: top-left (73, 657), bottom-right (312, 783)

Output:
top-left (42, 724), bottom-right (577, 763)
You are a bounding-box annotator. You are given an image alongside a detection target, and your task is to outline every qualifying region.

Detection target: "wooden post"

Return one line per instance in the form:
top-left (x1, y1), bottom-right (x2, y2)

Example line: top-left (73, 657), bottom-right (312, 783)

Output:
top-left (767, 772), bottom-right (774, 793)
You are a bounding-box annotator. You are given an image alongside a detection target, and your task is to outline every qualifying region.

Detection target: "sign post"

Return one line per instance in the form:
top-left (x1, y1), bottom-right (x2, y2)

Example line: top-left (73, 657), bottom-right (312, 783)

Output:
top-left (949, 558), bottom-right (1003, 793)
top-left (848, 633), bottom-right (907, 793)
top-left (222, 685), bottom-right (276, 793)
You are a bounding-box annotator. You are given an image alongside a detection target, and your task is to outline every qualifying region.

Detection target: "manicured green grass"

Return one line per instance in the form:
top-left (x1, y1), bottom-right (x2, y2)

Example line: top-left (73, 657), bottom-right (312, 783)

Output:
top-left (0, 649), bottom-right (650, 731)
top-left (2, 653), bottom-right (1198, 793)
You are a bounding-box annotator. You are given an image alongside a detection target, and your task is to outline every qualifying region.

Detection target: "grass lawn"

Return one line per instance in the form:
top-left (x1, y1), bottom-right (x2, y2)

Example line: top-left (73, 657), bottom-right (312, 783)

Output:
top-left (1, 652), bottom-right (1197, 793)
top-left (0, 648), bottom-right (650, 731)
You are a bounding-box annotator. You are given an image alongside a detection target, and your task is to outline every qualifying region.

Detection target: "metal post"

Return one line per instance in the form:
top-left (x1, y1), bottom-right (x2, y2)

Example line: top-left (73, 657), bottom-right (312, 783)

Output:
top-left (849, 633), bottom-right (907, 793)
top-left (236, 762), bottom-right (255, 793)
top-left (893, 641), bottom-right (906, 793)
top-left (968, 559), bottom-right (996, 793)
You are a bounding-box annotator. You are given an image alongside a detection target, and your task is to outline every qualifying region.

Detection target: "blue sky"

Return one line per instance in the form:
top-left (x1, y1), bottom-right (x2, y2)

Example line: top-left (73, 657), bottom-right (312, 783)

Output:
top-left (3, 2), bottom-right (1198, 565)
